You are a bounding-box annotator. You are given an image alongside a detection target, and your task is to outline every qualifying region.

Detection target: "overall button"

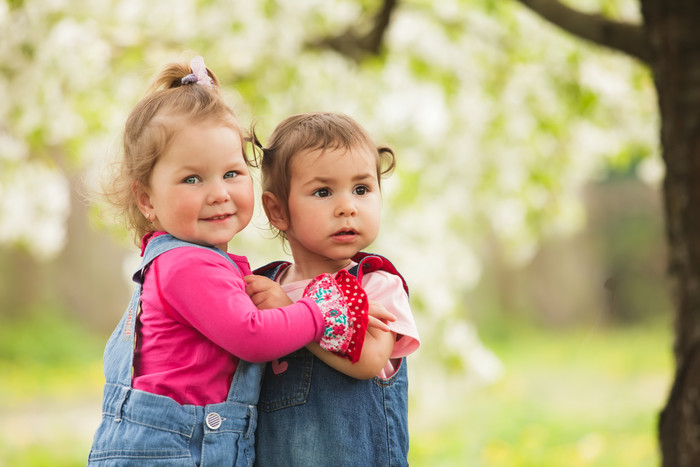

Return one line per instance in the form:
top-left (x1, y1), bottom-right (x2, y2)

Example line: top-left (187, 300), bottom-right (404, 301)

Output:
top-left (206, 412), bottom-right (222, 430)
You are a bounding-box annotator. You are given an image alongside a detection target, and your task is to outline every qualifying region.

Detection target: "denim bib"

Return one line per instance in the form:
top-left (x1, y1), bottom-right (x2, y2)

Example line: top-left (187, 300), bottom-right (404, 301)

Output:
top-left (253, 254), bottom-right (410, 467)
top-left (88, 234), bottom-right (264, 466)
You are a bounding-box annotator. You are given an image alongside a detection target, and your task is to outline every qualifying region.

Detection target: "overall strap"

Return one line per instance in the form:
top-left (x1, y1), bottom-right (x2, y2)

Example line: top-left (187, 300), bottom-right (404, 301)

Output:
top-left (226, 359), bottom-right (265, 405)
top-left (104, 234), bottom-right (241, 388)
top-left (253, 260), bottom-right (290, 280)
top-left (349, 252), bottom-right (409, 296)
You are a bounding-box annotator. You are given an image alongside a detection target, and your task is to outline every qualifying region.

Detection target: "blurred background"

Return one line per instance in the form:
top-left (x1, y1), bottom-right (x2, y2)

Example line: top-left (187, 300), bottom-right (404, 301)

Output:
top-left (0, 0), bottom-right (670, 465)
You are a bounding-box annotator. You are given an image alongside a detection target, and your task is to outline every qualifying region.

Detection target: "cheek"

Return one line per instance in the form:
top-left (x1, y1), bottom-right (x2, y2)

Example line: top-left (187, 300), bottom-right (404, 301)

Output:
top-left (288, 206), bottom-right (320, 236)
top-left (368, 214), bottom-right (381, 233)
top-left (286, 198), bottom-right (307, 223)
top-left (243, 194), bottom-right (255, 216)
top-left (169, 191), bottom-right (198, 214)
top-left (237, 182), bottom-right (255, 213)
top-left (366, 202), bottom-right (382, 230)
top-left (154, 189), bottom-right (185, 217)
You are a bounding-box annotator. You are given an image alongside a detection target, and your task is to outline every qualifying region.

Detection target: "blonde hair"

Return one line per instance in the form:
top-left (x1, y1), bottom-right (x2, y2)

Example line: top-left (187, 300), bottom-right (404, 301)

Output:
top-left (258, 112), bottom-right (396, 240)
top-left (102, 58), bottom-right (250, 246)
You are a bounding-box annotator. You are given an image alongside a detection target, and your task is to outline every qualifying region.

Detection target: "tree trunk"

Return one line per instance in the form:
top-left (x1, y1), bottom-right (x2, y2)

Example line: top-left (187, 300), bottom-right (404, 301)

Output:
top-left (53, 175), bottom-right (132, 332)
top-left (641, 1), bottom-right (700, 465)
top-left (0, 171), bottom-right (131, 332)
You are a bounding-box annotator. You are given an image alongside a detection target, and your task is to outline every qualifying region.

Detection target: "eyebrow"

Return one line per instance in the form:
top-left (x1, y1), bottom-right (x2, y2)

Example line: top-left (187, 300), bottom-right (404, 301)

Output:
top-left (177, 165), bottom-right (201, 172)
top-left (304, 172), bottom-right (376, 184)
top-left (176, 159), bottom-right (246, 173)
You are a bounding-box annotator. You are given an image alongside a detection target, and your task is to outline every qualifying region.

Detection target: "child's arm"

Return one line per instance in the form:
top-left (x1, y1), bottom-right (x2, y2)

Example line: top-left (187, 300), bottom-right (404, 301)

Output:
top-left (246, 275), bottom-right (396, 379)
top-left (155, 249), bottom-right (366, 363)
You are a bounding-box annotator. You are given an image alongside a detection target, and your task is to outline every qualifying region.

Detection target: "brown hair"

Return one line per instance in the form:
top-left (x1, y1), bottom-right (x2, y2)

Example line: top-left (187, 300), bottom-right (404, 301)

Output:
top-left (102, 57), bottom-right (250, 245)
top-left (259, 112), bottom-right (396, 240)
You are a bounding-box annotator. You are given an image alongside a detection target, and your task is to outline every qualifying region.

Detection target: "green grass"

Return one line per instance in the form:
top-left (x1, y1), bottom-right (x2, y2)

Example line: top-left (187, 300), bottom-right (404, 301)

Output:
top-left (408, 317), bottom-right (672, 466)
top-left (0, 311), bottom-right (672, 466)
top-left (0, 311), bottom-right (104, 404)
top-left (0, 311), bottom-right (105, 467)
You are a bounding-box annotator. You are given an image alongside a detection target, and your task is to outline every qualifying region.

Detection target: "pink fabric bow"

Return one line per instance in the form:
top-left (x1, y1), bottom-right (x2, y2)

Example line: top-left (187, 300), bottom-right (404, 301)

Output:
top-left (188, 56), bottom-right (213, 88)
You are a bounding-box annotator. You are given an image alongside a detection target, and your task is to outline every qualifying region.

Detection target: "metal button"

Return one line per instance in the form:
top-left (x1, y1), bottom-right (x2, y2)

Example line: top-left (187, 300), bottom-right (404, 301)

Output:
top-left (206, 412), bottom-right (222, 430)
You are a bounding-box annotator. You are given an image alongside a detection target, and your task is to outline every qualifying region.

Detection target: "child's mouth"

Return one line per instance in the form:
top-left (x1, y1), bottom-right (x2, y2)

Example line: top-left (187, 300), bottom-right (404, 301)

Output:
top-left (205, 214), bottom-right (231, 221)
top-left (333, 229), bottom-right (357, 237)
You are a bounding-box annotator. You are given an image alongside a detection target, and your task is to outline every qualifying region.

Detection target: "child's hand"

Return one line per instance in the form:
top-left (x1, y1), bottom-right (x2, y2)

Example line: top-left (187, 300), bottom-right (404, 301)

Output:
top-left (244, 275), bottom-right (293, 309)
top-left (368, 301), bottom-right (396, 332)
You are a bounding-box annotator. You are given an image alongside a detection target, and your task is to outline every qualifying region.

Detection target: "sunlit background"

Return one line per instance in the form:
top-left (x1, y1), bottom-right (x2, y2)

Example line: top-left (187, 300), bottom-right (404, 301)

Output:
top-left (0, 0), bottom-right (670, 465)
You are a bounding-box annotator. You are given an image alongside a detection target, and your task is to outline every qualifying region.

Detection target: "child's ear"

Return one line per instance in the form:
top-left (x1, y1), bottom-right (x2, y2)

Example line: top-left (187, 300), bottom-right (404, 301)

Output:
top-left (134, 183), bottom-right (155, 221)
top-left (262, 191), bottom-right (289, 231)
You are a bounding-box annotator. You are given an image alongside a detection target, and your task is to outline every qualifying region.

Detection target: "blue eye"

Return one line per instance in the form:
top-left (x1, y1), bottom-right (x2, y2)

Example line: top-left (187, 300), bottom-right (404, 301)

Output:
top-left (224, 171), bottom-right (238, 179)
top-left (183, 175), bottom-right (200, 184)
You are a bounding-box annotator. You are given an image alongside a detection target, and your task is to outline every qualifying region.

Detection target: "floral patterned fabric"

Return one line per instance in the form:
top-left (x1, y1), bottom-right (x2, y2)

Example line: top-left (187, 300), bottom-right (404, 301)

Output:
top-left (303, 269), bottom-right (369, 363)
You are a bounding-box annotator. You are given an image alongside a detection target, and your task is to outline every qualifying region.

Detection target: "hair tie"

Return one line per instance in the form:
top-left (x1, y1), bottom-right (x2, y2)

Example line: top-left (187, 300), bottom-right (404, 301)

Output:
top-left (180, 56), bottom-right (213, 88)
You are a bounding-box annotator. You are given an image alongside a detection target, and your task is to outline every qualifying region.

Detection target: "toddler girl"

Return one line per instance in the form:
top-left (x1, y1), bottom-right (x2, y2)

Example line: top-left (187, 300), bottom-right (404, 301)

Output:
top-left (246, 112), bottom-right (421, 466)
top-left (88, 59), bottom-right (369, 466)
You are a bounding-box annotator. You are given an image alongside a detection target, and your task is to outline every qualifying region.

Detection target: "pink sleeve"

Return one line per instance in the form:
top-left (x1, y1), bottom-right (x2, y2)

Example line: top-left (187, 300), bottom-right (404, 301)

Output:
top-left (155, 248), bottom-right (324, 362)
top-left (361, 270), bottom-right (421, 358)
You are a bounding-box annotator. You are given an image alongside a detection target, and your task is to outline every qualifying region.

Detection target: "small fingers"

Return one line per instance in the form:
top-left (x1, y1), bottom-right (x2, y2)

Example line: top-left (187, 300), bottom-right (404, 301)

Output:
top-left (368, 302), bottom-right (397, 322)
top-left (244, 275), bottom-right (272, 294)
top-left (368, 316), bottom-right (391, 332)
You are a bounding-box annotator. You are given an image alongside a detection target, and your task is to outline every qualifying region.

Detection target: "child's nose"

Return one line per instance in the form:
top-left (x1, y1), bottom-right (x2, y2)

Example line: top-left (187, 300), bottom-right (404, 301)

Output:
top-left (207, 181), bottom-right (230, 204)
top-left (334, 195), bottom-right (357, 217)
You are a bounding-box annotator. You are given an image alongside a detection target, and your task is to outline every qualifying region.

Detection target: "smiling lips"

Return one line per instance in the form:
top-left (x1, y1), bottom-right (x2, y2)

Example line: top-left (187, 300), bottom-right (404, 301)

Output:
top-left (203, 213), bottom-right (232, 221)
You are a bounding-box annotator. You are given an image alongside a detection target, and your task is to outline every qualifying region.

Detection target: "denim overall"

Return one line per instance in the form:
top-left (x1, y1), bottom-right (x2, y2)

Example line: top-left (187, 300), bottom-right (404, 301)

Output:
top-left (88, 234), bottom-right (264, 466)
top-left (254, 253), bottom-right (411, 467)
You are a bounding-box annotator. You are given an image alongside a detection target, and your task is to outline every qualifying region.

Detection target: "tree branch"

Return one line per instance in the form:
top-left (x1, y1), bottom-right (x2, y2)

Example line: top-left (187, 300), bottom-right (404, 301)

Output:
top-left (515, 0), bottom-right (650, 64)
top-left (310, 0), bottom-right (398, 62)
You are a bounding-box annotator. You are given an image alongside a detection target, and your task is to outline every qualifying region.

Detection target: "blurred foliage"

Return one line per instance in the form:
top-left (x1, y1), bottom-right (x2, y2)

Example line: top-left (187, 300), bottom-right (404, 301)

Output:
top-left (0, 0), bottom-right (657, 285)
top-left (409, 315), bottom-right (671, 466)
top-left (0, 310), bottom-right (87, 363)
top-left (0, 306), bottom-right (103, 404)
top-left (0, 308), bottom-right (103, 466)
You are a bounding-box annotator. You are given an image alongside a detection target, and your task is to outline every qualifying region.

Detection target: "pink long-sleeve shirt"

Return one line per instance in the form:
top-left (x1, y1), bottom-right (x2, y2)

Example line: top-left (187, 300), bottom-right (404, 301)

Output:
top-left (132, 234), bottom-right (324, 406)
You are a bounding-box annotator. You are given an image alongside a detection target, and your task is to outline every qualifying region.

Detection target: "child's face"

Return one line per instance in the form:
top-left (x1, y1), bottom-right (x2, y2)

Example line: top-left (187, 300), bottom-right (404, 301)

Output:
top-left (138, 122), bottom-right (254, 251)
top-left (283, 145), bottom-right (381, 266)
